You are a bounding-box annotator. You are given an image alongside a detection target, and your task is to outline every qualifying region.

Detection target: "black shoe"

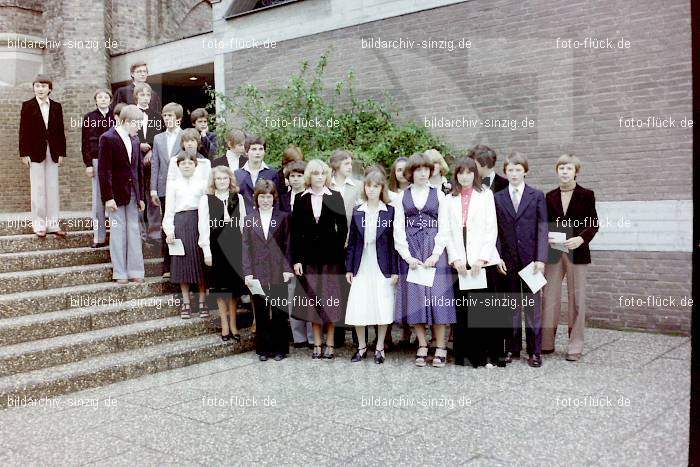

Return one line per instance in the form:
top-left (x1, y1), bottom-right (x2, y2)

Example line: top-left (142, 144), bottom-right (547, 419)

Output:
top-left (231, 333), bottom-right (241, 343)
top-left (374, 349), bottom-right (385, 364)
top-left (258, 354), bottom-right (268, 361)
top-left (273, 353), bottom-right (285, 361)
top-left (221, 333), bottom-right (231, 342)
top-left (454, 358), bottom-right (466, 366)
top-left (311, 346), bottom-right (322, 360)
top-left (323, 345), bottom-right (335, 360)
top-left (293, 342), bottom-right (308, 349)
top-left (505, 351), bottom-right (520, 364)
top-left (91, 241), bottom-right (107, 248)
top-left (351, 347), bottom-right (367, 363)
top-left (528, 354), bottom-right (542, 368)
top-left (496, 357), bottom-right (508, 367)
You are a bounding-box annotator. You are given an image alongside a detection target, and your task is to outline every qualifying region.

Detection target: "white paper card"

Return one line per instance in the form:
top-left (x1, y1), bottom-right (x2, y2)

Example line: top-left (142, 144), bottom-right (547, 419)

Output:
top-left (247, 279), bottom-right (266, 296)
top-left (518, 262), bottom-right (547, 293)
top-left (168, 239), bottom-right (185, 256)
top-left (406, 266), bottom-right (437, 287)
top-left (549, 232), bottom-right (569, 252)
top-left (458, 269), bottom-right (488, 290)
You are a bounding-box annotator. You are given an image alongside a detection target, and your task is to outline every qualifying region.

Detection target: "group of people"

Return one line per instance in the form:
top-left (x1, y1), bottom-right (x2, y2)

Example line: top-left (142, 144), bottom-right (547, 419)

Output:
top-left (19, 63), bottom-right (599, 369)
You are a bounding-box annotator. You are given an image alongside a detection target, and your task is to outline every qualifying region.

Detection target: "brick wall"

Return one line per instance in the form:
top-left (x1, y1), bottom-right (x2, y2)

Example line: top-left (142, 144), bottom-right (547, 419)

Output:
top-left (222, 0), bottom-right (692, 333)
top-left (0, 2), bottom-right (44, 37)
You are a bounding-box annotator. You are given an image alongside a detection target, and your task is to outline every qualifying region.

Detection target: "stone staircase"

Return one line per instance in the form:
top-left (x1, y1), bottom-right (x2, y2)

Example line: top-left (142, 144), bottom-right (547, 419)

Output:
top-left (0, 213), bottom-right (253, 408)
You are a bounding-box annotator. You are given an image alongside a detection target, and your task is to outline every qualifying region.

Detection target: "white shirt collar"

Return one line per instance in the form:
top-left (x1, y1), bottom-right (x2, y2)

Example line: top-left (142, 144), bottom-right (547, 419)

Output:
top-left (333, 176), bottom-right (356, 187)
top-left (509, 182), bottom-right (524, 194)
top-left (35, 96), bottom-right (49, 106)
top-left (243, 161), bottom-right (268, 172)
top-left (97, 107), bottom-right (109, 117)
top-left (357, 201), bottom-right (387, 212)
top-left (304, 187), bottom-right (332, 196)
top-left (166, 126), bottom-right (181, 134)
top-left (115, 126), bottom-right (129, 138)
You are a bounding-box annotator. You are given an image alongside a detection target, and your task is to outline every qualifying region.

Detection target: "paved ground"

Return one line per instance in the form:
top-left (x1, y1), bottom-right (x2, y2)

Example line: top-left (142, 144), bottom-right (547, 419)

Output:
top-left (0, 326), bottom-right (690, 466)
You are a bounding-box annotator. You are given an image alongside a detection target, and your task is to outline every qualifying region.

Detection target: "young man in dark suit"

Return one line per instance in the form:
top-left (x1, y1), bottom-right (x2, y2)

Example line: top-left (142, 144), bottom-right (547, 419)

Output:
top-left (471, 144), bottom-right (508, 193)
top-left (191, 108), bottom-right (218, 160)
top-left (19, 74), bottom-right (67, 237)
top-left (542, 154), bottom-right (598, 361)
top-left (212, 128), bottom-right (247, 169)
top-left (494, 153), bottom-right (549, 367)
top-left (82, 88), bottom-right (116, 247)
top-left (98, 105), bottom-right (146, 284)
top-left (112, 61), bottom-right (162, 113)
top-left (134, 82), bottom-right (164, 242)
top-left (234, 136), bottom-right (280, 213)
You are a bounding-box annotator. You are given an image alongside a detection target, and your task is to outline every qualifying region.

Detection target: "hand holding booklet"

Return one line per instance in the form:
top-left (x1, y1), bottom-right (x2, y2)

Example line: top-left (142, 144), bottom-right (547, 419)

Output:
top-left (458, 269), bottom-right (487, 290)
top-left (168, 239), bottom-right (185, 256)
top-left (247, 279), bottom-right (266, 296)
top-left (549, 232), bottom-right (569, 253)
top-left (406, 265), bottom-right (437, 287)
top-left (518, 262), bottom-right (547, 293)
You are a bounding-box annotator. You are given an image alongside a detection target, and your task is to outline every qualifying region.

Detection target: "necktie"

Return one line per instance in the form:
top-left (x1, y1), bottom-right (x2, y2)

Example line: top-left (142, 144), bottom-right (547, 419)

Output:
top-left (483, 176), bottom-right (491, 188)
top-left (512, 188), bottom-right (520, 211)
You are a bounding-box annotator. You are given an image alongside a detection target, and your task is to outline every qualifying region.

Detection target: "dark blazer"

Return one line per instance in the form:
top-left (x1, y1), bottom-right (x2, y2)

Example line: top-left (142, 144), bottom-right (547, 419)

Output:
top-left (242, 209), bottom-right (293, 286)
top-left (345, 204), bottom-right (398, 277)
top-left (81, 108), bottom-right (115, 167)
top-left (546, 184), bottom-right (598, 264)
top-left (136, 108), bottom-right (164, 149)
top-left (234, 166), bottom-right (280, 212)
top-left (291, 190), bottom-right (347, 266)
top-left (491, 173), bottom-right (509, 192)
top-left (199, 131), bottom-right (218, 160)
top-left (494, 184), bottom-right (549, 271)
top-left (19, 98), bottom-right (66, 163)
top-left (98, 127), bottom-right (144, 206)
top-left (112, 83), bottom-right (162, 113)
top-left (212, 153), bottom-right (248, 169)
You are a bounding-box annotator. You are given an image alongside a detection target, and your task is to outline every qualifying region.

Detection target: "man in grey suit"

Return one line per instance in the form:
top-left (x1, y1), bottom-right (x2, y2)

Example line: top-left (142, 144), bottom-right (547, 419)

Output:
top-left (150, 102), bottom-right (183, 278)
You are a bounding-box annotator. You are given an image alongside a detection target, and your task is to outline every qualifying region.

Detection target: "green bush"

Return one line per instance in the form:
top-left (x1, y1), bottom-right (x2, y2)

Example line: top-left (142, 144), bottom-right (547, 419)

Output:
top-left (205, 52), bottom-right (453, 170)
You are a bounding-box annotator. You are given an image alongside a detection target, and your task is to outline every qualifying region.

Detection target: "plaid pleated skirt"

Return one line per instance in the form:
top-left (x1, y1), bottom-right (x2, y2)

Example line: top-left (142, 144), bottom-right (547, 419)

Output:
top-left (170, 210), bottom-right (205, 284)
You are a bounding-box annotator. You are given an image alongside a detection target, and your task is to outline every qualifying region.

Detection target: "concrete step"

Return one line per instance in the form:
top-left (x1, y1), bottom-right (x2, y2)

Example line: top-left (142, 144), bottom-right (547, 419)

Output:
top-left (0, 212), bottom-right (93, 236)
top-left (0, 243), bottom-right (161, 274)
top-left (0, 230), bottom-right (94, 254)
top-left (0, 316), bottom-right (218, 377)
top-left (0, 333), bottom-right (254, 408)
top-left (0, 259), bottom-right (162, 294)
top-left (0, 277), bottom-right (176, 319)
top-left (0, 294), bottom-right (181, 346)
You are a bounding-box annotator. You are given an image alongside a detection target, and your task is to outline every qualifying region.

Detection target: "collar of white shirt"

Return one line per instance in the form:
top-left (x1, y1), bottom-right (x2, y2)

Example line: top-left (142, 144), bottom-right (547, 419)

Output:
top-left (35, 96), bottom-right (49, 107)
top-left (166, 127), bottom-right (181, 134)
top-left (357, 201), bottom-right (387, 212)
top-left (509, 182), bottom-right (524, 195)
top-left (303, 187), bottom-right (332, 196)
top-left (332, 176), bottom-right (356, 187)
top-left (242, 161), bottom-right (269, 172)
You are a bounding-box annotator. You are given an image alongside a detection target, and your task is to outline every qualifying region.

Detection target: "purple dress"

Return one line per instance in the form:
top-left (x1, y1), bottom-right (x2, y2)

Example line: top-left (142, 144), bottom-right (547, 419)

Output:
top-left (395, 187), bottom-right (456, 325)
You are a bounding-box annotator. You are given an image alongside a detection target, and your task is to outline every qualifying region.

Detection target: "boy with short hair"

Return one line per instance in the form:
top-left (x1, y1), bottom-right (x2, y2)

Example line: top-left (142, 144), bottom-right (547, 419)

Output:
top-left (234, 136), bottom-right (279, 212)
top-left (151, 102), bottom-right (184, 278)
top-left (212, 128), bottom-right (247, 169)
top-left (494, 152), bottom-right (549, 368)
top-left (82, 88), bottom-right (116, 247)
top-left (98, 105), bottom-right (146, 284)
top-left (19, 74), bottom-right (67, 237)
top-left (329, 149), bottom-right (360, 227)
top-left (112, 61), bottom-right (162, 113)
top-left (190, 108), bottom-right (217, 159)
top-left (471, 144), bottom-right (508, 192)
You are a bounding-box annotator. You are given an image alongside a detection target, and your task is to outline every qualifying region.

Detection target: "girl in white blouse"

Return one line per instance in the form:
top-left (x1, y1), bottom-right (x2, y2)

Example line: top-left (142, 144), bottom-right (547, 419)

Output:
top-left (163, 152), bottom-right (208, 319)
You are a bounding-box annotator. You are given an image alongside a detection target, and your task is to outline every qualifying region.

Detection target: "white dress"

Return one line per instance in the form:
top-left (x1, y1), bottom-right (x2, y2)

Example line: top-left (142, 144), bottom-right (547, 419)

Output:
top-left (345, 205), bottom-right (395, 326)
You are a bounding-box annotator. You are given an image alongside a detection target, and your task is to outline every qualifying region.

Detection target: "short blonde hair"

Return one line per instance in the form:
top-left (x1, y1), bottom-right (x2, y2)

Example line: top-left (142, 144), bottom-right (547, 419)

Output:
top-left (425, 149), bottom-right (449, 176)
top-left (180, 128), bottom-right (201, 148)
top-left (119, 104), bottom-right (143, 123)
top-left (303, 159), bottom-right (333, 188)
top-left (133, 82), bottom-right (152, 98)
top-left (208, 166), bottom-right (239, 194)
top-left (504, 151), bottom-right (529, 173)
top-left (555, 153), bottom-right (581, 175)
top-left (162, 102), bottom-right (183, 120)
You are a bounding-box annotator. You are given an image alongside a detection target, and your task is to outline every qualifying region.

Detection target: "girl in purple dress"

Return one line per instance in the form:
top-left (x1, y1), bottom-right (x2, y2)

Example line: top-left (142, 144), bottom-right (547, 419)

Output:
top-left (394, 152), bottom-right (456, 367)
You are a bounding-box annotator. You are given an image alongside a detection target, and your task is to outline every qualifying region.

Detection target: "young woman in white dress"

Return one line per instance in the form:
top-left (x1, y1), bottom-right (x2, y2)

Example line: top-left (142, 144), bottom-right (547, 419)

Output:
top-left (345, 169), bottom-right (398, 364)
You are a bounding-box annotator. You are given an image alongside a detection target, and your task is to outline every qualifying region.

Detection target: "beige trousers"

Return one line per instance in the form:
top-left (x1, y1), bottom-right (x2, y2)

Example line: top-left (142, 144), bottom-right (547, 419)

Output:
top-left (542, 253), bottom-right (587, 354)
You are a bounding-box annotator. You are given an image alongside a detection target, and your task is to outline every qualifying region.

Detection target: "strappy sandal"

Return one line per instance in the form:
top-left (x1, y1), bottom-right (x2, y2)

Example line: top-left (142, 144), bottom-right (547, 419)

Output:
top-left (432, 347), bottom-right (447, 368)
top-left (180, 303), bottom-right (191, 320)
top-left (351, 346), bottom-right (367, 363)
top-left (312, 345), bottom-right (322, 360)
top-left (198, 301), bottom-right (210, 319)
top-left (415, 345), bottom-right (428, 367)
top-left (323, 345), bottom-right (335, 360)
top-left (374, 348), bottom-right (385, 365)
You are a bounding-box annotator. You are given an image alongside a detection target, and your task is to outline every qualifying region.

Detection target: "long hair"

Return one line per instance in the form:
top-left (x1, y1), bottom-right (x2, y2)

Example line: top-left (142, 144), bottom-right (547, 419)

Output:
top-left (451, 157), bottom-right (483, 195)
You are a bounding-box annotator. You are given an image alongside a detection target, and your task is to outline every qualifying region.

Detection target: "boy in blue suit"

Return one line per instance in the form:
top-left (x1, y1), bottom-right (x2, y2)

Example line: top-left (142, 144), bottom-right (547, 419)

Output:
top-left (234, 136), bottom-right (279, 213)
top-left (494, 153), bottom-right (548, 367)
